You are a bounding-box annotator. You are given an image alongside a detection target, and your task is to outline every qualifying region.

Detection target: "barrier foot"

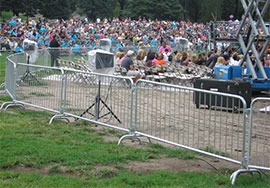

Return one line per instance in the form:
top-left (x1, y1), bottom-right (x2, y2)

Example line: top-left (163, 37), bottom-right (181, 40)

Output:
top-left (0, 101), bottom-right (24, 110)
top-left (118, 133), bottom-right (151, 145)
top-left (0, 83), bottom-right (6, 93)
top-left (49, 114), bottom-right (71, 124)
top-left (230, 168), bottom-right (262, 185)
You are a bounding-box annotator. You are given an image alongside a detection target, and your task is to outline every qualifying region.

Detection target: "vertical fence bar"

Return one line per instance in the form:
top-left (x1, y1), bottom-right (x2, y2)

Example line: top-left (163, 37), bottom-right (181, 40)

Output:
top-left (248, 97), bottom-right (270, 171)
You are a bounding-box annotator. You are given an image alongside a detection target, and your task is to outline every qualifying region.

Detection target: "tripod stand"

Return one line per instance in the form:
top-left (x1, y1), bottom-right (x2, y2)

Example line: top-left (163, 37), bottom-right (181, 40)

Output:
top-left (21, 54), bottom-right (40, 83)
top-left (80, 80), bottom-right (121, 123)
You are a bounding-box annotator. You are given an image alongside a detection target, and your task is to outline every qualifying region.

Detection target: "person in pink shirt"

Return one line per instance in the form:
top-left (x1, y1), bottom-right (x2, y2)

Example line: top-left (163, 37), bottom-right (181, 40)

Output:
top-left (158, 41), bottom-right (172, 53)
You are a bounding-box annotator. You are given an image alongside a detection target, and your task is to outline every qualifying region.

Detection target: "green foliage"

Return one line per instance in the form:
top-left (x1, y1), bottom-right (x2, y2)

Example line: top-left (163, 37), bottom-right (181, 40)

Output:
top-left (199, 0), bottom-right (223, 22)
top-left (77, 0), bottom-right (116, 20)
top-left (0, 0), bottom-right (37, 18)
top-left (123, 0), bottom-right (184, 20)
top-left (0, 12), bottom-right (14, 20)
top-left (37, 0), bottom-right (72, 19)
top-left (1, 0), bottom-right (269, 22)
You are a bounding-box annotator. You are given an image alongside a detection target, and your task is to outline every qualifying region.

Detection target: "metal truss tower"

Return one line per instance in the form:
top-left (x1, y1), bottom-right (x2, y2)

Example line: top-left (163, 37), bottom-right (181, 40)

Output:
top-left (237, 0), bottom-right (270, 82)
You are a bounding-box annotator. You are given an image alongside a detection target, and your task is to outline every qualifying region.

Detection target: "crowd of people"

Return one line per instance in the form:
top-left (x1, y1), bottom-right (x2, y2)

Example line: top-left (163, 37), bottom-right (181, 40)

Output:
top-left (0, 16), bottom-right (230, 53)
top-left (1, 15), bottom-right (269, 70)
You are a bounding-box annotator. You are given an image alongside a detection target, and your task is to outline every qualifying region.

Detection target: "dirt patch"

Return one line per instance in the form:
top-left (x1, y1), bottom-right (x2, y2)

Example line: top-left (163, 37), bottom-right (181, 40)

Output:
top-left (125, 156), bottom-right (239, 174)
top-left (7, 156), bottom-right (239, 178)
top-left (8, 165), bottom-right (78, 177)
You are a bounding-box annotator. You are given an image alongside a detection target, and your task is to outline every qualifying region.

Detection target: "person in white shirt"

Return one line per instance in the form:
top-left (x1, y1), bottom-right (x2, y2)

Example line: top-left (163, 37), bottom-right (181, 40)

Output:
top-left (229, 52), bottom-right (240, 66)
top-left (163, 48), bottom-right (171, 62)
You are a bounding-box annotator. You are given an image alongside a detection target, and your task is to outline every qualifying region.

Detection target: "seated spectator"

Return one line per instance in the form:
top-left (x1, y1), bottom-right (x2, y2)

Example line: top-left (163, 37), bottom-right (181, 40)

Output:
top-left (15, 42), bottom-right (23, 53)
top-left (144, 51), bottom-right (155, 68)
top-left (196, 53), bottom-right (207, 65)
top-left (190, 54), bottom-right (198, 64)
top-left (115, 51), bottom-right (126, 65)
top-left (206, 51), bottom-right (218, 69)
top-left (119, 52), bottom-right (127, 65)
top-left (163, 48), bottom-right (172, 62)
top-left (71, 41), bottom-right (82, 55)
top-left (180, 52), bottom-right (190, 66)
top-left (121, 50), bottom-right (143, 82)
top-left (136, 49), bottom-right (147, 61)
top-left (172, 51), bottom-right (182, 63)
top-left (37, 36), bottom-right (45, 49)
top-left (223, 54), bottom-right (230, 65)
top-left (229, 52), bottom-right (240, 66)
top-left (152, 52), bottom-right (158, 66)
top-left (155, 53), bottom-right (167, 65)
top-left (1, 37), bottom-right (11, 51)
top-left (264, 49), bottom-right (270, 67)
top-left (215, 56), bottom-right (226, 66)
top-left (158, 41), bottom-right (172, 54)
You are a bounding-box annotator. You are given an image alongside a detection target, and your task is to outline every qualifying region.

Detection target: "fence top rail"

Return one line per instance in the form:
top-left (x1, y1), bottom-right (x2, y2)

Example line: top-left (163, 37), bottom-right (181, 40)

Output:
top-left (136, 78), bottom-right (248, 109)
top-left (14, 60), bottom-right (134, 84)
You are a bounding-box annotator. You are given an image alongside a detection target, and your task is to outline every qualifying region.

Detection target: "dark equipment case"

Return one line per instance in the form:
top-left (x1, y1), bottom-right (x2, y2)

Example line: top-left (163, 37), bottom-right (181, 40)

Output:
top-left (193, 79), bottom-right (252, 109)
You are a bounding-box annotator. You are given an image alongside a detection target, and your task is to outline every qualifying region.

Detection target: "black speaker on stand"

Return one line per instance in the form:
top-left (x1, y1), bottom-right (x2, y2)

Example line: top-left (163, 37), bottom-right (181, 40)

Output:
top-left (79, 79), bottom-right (121, 123)
top-left (20, 53), bottom-right (40, 83)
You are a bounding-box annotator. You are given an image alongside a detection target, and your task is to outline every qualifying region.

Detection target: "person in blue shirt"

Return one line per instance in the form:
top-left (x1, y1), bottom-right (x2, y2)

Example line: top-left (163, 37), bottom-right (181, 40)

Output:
top-left (72, 41), bottom-right (82, 55)
top-left (9, 19), bottom-right (17, 27)
top-left (40, 26), bottom-right (46, 33)
top-left (15, 42), bottom-right (23, 53)
top-left (61, 39), bottom-right (69, 48)
top-left (71, 33), bottom-right (78, 40)
top-left (37, 36), bottom-right (45, 48)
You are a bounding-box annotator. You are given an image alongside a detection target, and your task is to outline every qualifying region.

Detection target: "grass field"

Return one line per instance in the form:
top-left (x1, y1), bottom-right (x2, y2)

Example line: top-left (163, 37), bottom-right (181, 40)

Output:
top-left (1, 52), bottom-right (270, 187)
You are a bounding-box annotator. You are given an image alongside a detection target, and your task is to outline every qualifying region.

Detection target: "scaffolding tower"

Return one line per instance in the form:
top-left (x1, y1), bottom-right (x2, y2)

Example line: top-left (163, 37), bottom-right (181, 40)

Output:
top-left (237, 0), bottom-right (270, 90)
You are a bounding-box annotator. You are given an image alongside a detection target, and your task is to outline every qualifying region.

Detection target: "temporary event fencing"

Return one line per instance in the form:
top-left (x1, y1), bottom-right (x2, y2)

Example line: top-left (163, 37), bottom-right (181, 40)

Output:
top-left (1, 49), bottom-right (269, 185)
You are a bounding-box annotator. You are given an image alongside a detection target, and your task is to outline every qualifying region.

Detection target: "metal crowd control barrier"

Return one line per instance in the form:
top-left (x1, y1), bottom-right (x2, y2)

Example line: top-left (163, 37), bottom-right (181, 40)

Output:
top-left (4, 57), bottom-right (16, 98)
top-left (3, 56), bottom-right (134, 132)
top-left (248, 97), bottom-right (270, 171)
top-left (230, 97), bottom-right (270, 184)
top-left (56, 70), bottom-right (134, 132)
top-left (120, 79), bottom-right (248, 166)
top-left (2, 51), bottom-right (270, 186)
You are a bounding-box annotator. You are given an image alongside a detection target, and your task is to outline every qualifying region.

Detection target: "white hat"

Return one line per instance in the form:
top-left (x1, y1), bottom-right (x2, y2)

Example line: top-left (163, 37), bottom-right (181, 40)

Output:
top-left (127, 50), bottom-right (134, 56)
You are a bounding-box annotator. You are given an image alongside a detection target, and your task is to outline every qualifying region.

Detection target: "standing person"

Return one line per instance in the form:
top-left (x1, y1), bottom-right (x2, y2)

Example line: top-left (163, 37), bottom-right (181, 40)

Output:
top-left (49, 35), bottom-right (60, 67)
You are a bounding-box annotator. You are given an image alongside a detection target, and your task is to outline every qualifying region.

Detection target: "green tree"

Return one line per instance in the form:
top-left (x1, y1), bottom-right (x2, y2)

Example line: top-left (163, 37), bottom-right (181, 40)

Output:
top-left (0, 0), bottom-right (38, 18)
top-left (77, 0), bottom-right (116, 20)
top-left (221, 0), bottom-right (243, 21)
top-left (179, 0), bottom-right (200, 21)
top-left (123, 0), bottom-right (184, 20)
top-left (1, 0), bottom-right (23, 16)
top-left (23, 0), bottom-right (38, 18)
top-left (69, 0), bottom-right (78, 13)
top-left (38, 0), bottom-right (71, 19)
top-left (117, 0), bottom-right (127, 17)
top-left (199, 0), bottom-right (223, 22)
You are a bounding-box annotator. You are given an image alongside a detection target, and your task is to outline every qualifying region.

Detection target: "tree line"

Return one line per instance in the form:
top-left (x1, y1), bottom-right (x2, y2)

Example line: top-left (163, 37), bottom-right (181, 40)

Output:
top-left (1, 0), bottom-right (269, 22)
